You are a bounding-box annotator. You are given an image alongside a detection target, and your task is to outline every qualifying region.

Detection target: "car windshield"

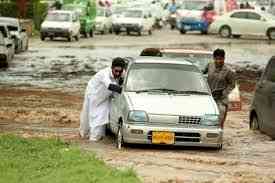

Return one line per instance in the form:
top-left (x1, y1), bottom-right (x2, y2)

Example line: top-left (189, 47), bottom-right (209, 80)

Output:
top-left (113, 6), bottom-right (126, 15)
top-left (64, 5), bottom-right (86, 16)
top-left (0, 26), bottom-right (7, 37)
top-left (125, 63), bottom-right (209, 94)
top-left (46, 12), bottom-right (71, 22)
top-left (97, 9), bottom-right (105, 16)
top-left (263, 12), bottom-right (275, 20)
top-left (124, 10), bottom-right (143, 18)
top-left (181, 1), bottom-right (210, 10)
top-left (162, 52), bottom-right (211, 72)
top-left (7, 25), bottom-right (18, 31)
top-left (0, 33), bottom-right (4, 45)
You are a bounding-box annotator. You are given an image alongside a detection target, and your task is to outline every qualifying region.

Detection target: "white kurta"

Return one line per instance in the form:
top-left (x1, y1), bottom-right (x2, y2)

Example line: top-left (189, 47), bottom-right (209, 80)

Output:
top-left (79, 67), bottom-right (118, 139)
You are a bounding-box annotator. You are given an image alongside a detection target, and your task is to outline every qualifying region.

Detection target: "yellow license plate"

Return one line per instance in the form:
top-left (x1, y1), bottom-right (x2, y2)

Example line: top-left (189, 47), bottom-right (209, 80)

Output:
top-left (152, 131), bottom-right (175, 144)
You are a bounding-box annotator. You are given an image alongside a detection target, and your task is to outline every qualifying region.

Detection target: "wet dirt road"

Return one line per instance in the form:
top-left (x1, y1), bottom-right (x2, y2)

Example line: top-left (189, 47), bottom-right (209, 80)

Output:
top-left (1, 29), bottom-right (275, 183)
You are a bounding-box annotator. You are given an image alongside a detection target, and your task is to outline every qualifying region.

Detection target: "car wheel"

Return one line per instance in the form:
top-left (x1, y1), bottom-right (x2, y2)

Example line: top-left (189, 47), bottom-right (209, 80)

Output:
top-left (75, 32), bottom-right (80, 41)
top-left (180, 29), bottom-right (186, 34)
top-left (115, 30), bottom-right (120, 35)
top-left (109, 28), bottom-right (113, 34)
top-left (219, 26), bottom-right (231, 38)
top-left (116, 125), bottom-right (124, 150)
top-left (201, 30), bottom-right (208, 35)
top-left (90, 29), bottom-right (94, 37)
top-left (40, 35), bottom-right (45, 41)
top-left (84, 31), bottom-right (89, 38)
top-left (267, 28), bottom-right (275, 40)
top-left (232, 34), bottom-right (241, 38)
top-left (216, 144), bottom-right (223, 150)
top-left (250, 115), bottom-right (259, 130)
top-left (68, 33), bottom-right (73, 42)
top-left (50, 36), bottom-right (54, 41)
top-left (148, 29), bottom-right (152, 35)
top-left (137, 29), bottom-right (142, 36)
top-left (126, 28), bottom-right (130, 35)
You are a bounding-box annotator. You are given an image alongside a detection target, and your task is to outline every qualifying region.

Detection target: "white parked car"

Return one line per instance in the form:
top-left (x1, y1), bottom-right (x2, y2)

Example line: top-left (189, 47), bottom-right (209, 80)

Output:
top-left (0, 17), bottom-right (29, 53)
top-left (95, 8), bottom-right (113, 34)
top-left (112, 9), bottom-right (154, 36)
top-left (109, 57), bottom-right (222, 149)
top-left (0, 23), bottom-right (15, 59)
top-left (40, 10), bottom-right (81, 42)
top-left (208, 9), bottom-right (275, 40)
top-left (0, 32), bottom-right (13, 67)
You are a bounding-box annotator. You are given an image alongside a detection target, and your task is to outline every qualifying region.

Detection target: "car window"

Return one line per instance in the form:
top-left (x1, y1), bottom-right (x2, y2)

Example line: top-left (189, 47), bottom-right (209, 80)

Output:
top-left (125, 63), bottom-right (209, 93)
top-left (180, 0), bottom-right (210, 11)
top-left (230, 12), bottom-right (247, 19)
top-left (0, 26), bottom-right (7, 37)
top-left (266, 58), bottom-right (275, 82)
top-left (7, 25), bottom-right (18, 31)
top-left (124, 10), bottom-right (143, 18)
top-left (46, 12), bottom-right (71, 22)
top-left (247, 12), bottom-right (261, 20)
top-left (162, 52), bottom-right (211, 72)
top-left (0, 32), bottom-right (4, 45)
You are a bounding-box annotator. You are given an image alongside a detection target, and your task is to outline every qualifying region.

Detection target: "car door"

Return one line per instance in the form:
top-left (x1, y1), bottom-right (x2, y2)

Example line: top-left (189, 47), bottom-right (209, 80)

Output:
top-left (246, 12), bottom-right (267, 36)
top-left (106, 9), bottom-right (113, 30)
top-left (262, 58), bottom-right (275, 137)
top-left (109, 93), bottom-right (122, 133)
top-left (72, 13), bottom-right (80, 35)
top-left (253, 61), bottom-right (271, 130)
top-left (229, 11), bottom-right (248, 35)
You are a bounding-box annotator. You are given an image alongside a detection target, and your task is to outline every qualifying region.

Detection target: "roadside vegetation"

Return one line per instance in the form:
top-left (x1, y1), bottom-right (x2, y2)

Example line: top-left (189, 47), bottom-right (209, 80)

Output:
top-left (0, 134), bottom-right (140, 183)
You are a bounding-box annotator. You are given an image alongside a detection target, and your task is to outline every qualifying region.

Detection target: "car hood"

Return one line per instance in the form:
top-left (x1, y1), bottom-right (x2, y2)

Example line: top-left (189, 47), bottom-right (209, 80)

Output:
top-left (41, 21), bottom-right (72, 29)
top-left (125, 92), bottom-right (218, 115)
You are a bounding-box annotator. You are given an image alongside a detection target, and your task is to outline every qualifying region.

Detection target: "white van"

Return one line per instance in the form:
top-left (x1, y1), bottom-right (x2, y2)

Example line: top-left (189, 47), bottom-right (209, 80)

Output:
top-left (40, 10), bottom-right (81, 42)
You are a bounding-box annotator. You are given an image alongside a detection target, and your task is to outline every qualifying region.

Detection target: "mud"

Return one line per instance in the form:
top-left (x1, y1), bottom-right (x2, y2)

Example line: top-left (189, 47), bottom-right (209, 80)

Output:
top-left (1, 30), bottom-right (275, 183)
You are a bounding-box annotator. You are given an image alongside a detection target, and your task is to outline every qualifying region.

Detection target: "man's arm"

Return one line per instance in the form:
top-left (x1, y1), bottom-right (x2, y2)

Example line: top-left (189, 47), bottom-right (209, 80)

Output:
top-left (223, 69), bottom-right (236, 97)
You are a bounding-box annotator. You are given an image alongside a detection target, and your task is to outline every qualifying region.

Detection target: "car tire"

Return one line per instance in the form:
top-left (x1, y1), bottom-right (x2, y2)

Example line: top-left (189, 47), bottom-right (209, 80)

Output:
top-left (84, 31), bottom-right (89, 38)
top-left (137, 29), bottom-right (142, 36)
top-left (115, 30), bottom-right (120, 35)
top-left (68, 33), bottom-right (73, 42)
top-left (75, 32), bottom-right (80, 41)
top-left (180, 29), bottom-right (186, 34)
top-left (116, 125), bottom-right (124, 150)
top-left (201, 30), bottom-right (208, 35)
top-left (219, 25), bottom-right (231, 38)
top-left (126, 29), bottom-right (130, 35)
top-left (148, 29), bottom-right (152, 35)
top-left (267, 28), bottom-right (275, 40)
top-left (90, 29), bottom-right (94, 37)
top-left (40, 35), bottom-right (45, 41)
top-left (250, 115), bottom-right (259, 130)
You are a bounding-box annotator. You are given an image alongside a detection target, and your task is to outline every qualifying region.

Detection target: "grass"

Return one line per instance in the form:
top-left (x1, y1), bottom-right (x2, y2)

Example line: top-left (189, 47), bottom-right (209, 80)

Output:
top-left (0, 134), bottom-right (141, 183)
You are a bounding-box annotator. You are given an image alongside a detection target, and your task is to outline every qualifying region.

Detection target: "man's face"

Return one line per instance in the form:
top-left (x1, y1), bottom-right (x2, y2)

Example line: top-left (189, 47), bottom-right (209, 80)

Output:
top-left (214, 56), bottom-right (224, 68)
top-left (112, 66), bottom-right (123, 79)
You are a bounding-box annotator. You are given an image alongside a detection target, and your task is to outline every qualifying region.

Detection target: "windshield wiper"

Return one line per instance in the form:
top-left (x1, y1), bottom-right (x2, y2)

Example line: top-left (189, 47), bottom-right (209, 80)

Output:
top-left (135, 88), bottom-right (179, 93)
top-left (176, 90), bottom-right (209, 95)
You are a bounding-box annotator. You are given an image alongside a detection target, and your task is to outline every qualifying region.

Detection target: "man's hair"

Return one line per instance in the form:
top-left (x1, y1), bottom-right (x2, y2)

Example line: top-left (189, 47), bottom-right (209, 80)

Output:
top-left (112, 57), bottom-right (126, 68)
top-left (213, 48), bottom-right (225, 58)
top-left (140, 48), bottom-right (162, 57)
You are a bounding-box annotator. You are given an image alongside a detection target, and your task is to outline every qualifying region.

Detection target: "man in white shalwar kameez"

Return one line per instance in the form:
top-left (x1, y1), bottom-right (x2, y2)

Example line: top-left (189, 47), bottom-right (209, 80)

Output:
top-left (79, 57), bottom-right (126, 141)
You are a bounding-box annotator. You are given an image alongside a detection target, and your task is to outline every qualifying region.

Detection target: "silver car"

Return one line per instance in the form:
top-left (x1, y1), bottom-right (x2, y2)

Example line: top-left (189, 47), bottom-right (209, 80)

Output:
top-left (0, 32), bottom-right (13, 67)
top-left (0, 17), bottom-right (29, 53)
top-left (109, 57), bottom-right (223, 149)
top-left (249, 56), bottom-right (275, 139)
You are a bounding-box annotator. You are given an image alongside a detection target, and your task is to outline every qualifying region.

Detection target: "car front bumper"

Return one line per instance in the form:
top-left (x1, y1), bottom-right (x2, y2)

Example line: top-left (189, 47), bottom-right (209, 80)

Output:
top-left (122, 123), bottom-right (223, 148)
top-left (113, 24), bottom-right (142, 32)
top-left (40, 29), bottom-right (70, 38)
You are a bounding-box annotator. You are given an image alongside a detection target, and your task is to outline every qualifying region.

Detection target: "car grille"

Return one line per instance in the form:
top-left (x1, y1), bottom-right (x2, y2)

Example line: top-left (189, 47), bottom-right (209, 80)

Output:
top-left (178, 116), bottom-right (201, 125)
top-left (147, 131), bottom-right (201, 143)
top-left (47, 28), bottom-right (64, 32)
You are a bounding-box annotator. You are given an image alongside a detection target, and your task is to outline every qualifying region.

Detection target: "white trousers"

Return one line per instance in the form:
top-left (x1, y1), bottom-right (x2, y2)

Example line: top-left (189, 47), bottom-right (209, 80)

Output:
top-left (89, 124), bottom-right (106, 141)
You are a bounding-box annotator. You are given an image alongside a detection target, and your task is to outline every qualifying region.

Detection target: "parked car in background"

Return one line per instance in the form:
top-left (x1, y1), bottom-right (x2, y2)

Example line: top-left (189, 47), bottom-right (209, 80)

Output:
top-left (109, 57), bottom-right (222, 150)
top-left (0, 17), bottom-right (28, 53)
top-left (95, 7), bottom-right (113, 34)
top-left (40, 10), bottom-right (81, 41)
top-left (112, 8), bottom-right (154, 36)
top-left (0, 23), bottom-right (15, 59)
top-left (177, 0), bottom-right (215, 34)
top-left (208, 9), bottom-right (275, 40)
top-left (0, 32), bottom-right (13, 67)
top-left (250, 56), bottom-right (275, 139)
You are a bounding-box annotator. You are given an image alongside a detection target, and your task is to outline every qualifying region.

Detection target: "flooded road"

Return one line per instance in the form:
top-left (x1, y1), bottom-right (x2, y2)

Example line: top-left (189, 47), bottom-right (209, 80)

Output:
top-left (1, 32), bottom-right (275, 183)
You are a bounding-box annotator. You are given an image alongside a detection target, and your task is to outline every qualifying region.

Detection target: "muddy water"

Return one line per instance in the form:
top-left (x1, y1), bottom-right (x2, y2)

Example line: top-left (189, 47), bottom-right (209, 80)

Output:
top-left (0, 43), bottom-right (274, 92)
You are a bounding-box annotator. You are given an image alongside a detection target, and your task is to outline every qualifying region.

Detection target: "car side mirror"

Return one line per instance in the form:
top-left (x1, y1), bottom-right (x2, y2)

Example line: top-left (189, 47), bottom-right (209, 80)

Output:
top-left (144, 15), bottom-right (147, 19)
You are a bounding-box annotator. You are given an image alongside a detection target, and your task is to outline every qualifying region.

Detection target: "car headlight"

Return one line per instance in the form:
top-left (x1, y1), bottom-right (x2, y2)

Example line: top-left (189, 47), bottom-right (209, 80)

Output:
top-left (127, 110), bottom-right (149, 123)
top-left (201, 114), bottom-right (219, 126)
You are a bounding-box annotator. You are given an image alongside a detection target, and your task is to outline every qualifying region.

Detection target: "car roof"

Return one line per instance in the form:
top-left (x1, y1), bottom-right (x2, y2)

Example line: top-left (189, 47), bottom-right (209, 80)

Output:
top-left (160, 48), bottom-right (212, 55)
top-left (132, 56), bottom-right (195, 66)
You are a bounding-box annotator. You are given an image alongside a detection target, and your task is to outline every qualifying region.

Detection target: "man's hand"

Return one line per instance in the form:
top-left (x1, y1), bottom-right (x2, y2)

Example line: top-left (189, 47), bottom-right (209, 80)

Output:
top-left (118, 77), bottom-right (124, 86)
top-left (108, 84), bottom-right (122, 94)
